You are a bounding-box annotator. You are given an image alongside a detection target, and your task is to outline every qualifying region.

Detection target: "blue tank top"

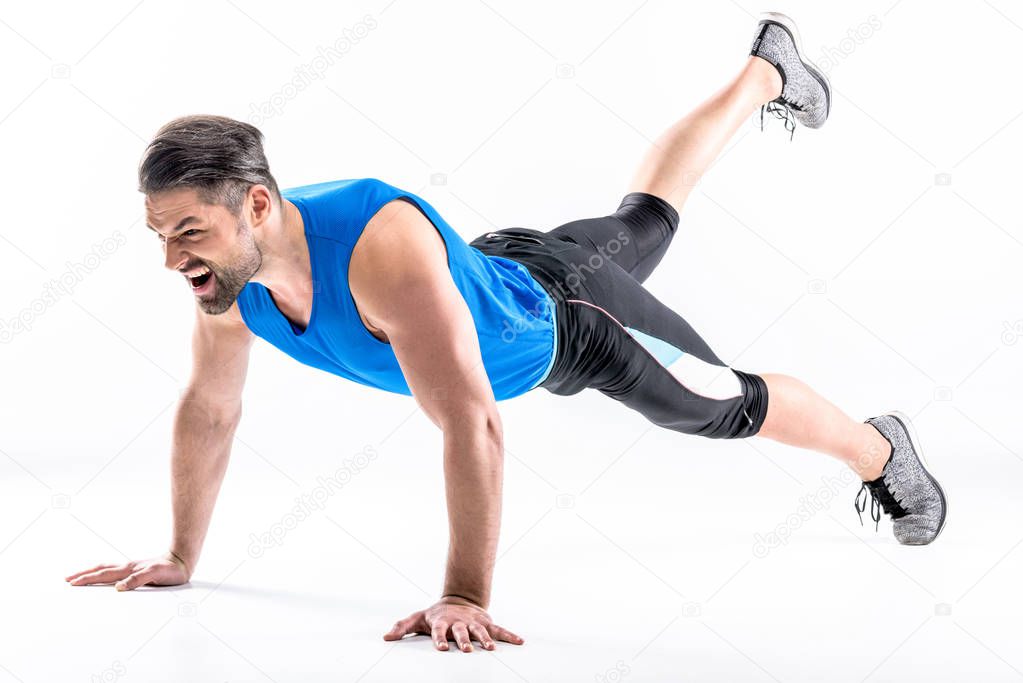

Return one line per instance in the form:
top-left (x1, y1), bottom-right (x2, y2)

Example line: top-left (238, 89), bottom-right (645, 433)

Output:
top-left (235, 178), bottom-right (557, 401)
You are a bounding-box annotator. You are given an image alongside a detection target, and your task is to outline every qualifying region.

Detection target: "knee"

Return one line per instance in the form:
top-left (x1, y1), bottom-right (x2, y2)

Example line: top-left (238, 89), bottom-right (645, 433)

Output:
top-left (618, 191), bottom-right (680, 237)
top-left (704, 369), bottom-right (770, 439)
top-left (613, 193), bottom-right (680, 282)
top-left (734, 369), bottom-right (770, 438)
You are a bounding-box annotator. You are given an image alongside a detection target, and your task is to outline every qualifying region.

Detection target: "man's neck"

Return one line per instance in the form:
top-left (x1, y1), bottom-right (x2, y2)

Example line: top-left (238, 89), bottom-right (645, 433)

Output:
top-left (251, 198), bottom-right (312, 306)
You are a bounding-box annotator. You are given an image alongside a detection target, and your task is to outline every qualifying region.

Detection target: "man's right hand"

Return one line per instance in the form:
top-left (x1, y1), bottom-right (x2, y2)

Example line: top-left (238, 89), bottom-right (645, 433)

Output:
top-left (65, 552), bottom-right (191, 591)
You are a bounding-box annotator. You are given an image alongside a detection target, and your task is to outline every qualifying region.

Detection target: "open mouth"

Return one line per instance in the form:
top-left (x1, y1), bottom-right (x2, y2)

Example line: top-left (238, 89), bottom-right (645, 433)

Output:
top-left (186, 267), bottom-right (215, 295)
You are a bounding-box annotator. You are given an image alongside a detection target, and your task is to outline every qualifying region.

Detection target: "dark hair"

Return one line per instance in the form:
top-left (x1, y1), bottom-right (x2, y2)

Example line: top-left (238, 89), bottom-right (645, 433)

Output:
top-left (137, 114), bottom-right (281, 213)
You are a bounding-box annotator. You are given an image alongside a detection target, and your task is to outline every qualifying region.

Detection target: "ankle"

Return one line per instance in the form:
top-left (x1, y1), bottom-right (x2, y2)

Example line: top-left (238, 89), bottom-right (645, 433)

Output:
top-left (742, 55), bottom-right (783, 105)
top-left (852, 424), bottom-right (893, 481)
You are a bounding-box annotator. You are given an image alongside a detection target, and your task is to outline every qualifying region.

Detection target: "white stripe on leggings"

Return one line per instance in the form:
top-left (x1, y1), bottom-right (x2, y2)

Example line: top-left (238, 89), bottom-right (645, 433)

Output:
top-left (566, 299), bottom-right (743, 401)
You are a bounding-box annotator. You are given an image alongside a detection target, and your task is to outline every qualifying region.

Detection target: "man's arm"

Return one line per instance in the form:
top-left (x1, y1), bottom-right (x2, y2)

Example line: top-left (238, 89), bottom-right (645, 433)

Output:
top-left (66, 302), bottom-right (253, 590)
top-left (169, 301), bottom-right (254, 576)
top-left (350, 199), bottom-right (523, 652)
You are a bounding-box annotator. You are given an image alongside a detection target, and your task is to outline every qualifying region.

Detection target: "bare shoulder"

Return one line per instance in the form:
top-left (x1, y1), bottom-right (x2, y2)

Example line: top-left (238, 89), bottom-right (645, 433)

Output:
top-left (349, 198), bottom-right (453, 333)
top-left (352, 198), bottom-right (448, 295)
top-left (361, 197), bottom-right (445, 256)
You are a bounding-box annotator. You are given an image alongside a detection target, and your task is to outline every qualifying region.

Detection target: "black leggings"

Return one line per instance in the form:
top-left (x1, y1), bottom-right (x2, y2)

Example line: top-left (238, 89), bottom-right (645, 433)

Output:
top-left (469, 192), bottom-right (769, 439)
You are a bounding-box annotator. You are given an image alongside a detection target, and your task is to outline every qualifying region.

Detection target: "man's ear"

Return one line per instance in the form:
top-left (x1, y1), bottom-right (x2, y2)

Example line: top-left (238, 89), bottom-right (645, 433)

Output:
top-left (246, 183), bottom-right (275, 229)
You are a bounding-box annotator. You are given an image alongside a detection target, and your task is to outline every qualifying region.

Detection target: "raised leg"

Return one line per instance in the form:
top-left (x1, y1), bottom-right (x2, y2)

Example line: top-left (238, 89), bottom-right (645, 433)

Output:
top-left (627, 56), bottom-right (782, 217)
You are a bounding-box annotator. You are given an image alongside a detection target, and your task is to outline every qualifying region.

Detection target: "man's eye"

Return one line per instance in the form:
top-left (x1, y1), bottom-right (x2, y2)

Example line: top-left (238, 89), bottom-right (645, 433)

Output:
top-left (183, 229), bottom-right (200, 237)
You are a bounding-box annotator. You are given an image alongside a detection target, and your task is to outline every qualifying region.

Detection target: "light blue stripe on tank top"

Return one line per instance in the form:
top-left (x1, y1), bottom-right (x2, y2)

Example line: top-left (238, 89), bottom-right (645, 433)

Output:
top-left (531, 300), bottom-right (558, 389)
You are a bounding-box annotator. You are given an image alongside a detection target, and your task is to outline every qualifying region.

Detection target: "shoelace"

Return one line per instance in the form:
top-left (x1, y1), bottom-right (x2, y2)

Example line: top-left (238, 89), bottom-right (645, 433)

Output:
top-left (854, 482), bottom-right (883, 531)
top-left (759, 100), bottom-right (797, 141)
top-left (854, 478), bottom-right (909, 531)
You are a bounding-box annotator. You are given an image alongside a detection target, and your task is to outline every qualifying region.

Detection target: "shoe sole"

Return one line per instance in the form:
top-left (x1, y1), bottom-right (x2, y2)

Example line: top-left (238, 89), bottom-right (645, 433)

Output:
top-left (757, 11), bottom-right (832, 123)
top-left (884, 409), bottom-right (949, 543)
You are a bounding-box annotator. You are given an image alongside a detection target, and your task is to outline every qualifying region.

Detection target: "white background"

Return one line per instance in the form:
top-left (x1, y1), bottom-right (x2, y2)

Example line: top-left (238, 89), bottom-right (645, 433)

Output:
top-left (2, 0), bottom-right (1022, 681)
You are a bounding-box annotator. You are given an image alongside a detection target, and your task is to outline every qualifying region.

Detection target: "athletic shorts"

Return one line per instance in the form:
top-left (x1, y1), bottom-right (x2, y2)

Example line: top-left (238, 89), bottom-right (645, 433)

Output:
top-left (469, 192), bottom-right (769, 439)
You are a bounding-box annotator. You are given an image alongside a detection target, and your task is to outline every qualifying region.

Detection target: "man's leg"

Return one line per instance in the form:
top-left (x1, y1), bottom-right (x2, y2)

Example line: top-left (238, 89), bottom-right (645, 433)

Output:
top-left (545, 199), bottom-right (943, 542)
top-left (543, 56), bottom-right (781, 283)
top-left (546, 252), bottom-right (892, 481)
top-left (756, 375), bottom-right (891, 479)
top-left (533, 12), bottom-right (944, 544)
top-left (539, 56), bottom-right (891, 479)
top-left (627, 56), bottom-right (782, 217)
top-left (614, 53), bottom-right (892, 478)
top-left (545, 192), bottom-right (679, 285)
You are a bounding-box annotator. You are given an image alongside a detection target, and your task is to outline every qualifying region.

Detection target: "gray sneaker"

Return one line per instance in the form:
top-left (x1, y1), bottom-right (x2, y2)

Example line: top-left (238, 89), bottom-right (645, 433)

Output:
top-left (855, 411), bottom-right (948, 545)
top-left (749, 12), bottom-right (831, 136)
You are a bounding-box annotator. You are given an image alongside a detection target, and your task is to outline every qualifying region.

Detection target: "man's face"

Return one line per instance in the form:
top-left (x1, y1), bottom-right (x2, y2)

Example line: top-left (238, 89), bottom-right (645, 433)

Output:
top-left (145, 188), bottom-right (262, 315)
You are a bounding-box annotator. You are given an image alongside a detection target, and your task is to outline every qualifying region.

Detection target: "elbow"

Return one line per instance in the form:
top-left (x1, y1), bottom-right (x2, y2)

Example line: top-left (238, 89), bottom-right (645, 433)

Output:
top-left (443, 406), bottom-right (503, 453)
top-left (484, 411), bottom-right (503, 448)
top-left (476, 409), bottom-right (504, 452)
top-left (178, 390), bottom-right (243, 429)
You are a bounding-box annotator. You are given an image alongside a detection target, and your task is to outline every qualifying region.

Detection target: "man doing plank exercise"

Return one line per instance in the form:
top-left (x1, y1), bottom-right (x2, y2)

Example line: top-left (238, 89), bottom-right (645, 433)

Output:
top-left (66, 13), bottom-right (947, 654)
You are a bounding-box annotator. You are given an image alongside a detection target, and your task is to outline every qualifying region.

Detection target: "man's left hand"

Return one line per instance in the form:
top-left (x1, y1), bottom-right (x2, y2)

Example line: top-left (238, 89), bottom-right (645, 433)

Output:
top-left (383, 596), bottom-right (524, 652)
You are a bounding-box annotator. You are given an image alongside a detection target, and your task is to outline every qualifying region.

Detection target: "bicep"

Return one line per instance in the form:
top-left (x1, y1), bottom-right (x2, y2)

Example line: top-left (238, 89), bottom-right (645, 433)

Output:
top-left (352, 204), bottom-right (498, 428)
top-left (386, 268), bottom-right (497, 427)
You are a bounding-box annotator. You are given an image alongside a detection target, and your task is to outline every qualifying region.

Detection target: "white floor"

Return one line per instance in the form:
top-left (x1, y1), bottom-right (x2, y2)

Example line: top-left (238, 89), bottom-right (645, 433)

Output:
top-left (3, 384), bottom-right (1022, 682)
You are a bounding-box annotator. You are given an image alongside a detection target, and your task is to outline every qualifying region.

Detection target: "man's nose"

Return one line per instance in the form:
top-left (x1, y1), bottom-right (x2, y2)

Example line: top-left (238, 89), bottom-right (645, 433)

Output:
top-left (164, 242), bottom-right (187, 272)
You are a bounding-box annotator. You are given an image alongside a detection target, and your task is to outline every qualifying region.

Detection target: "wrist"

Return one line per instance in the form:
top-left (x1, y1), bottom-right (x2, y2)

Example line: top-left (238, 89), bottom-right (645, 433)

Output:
top-left (440, 592), bottom-right (486, 611)
top-left (167, 548), bottom-right (194, 578)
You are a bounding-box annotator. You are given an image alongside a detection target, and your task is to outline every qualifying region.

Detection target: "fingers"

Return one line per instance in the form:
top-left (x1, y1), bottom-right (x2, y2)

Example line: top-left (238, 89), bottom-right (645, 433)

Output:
top-left (440, 620), bottom-right (508, 653)
top-left (489, 624), bottom-right (525, 645)
top-left (382, 613), bottom-right (426, 641)
top-left (65, 564), bottom-right (119, 583)
top-left (430, 620), bottom-right (450, 651)
top-left (468, 623), bottom-right (495, 651)
top-left (114, 568), bottom-right (156, 592)
top-left (67, 565), bottom-right (133, 586)
top-left (451, 623), bottom-right (472, 653)
top-left (383, 609), bottom-right (522, 653)
top-left (382, 619), bottom-right (408, 641)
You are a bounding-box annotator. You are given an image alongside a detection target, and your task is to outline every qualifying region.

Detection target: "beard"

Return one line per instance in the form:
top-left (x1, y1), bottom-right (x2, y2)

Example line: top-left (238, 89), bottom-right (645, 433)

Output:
top-left (195, 218), bottom-right (262, 315)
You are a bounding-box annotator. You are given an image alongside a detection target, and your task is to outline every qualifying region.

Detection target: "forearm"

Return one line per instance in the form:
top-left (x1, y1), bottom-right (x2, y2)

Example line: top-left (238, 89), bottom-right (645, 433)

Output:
top-left (441, 413), bottom-right (504, 610)
top-left (169, 392), bottom-right (241, 575)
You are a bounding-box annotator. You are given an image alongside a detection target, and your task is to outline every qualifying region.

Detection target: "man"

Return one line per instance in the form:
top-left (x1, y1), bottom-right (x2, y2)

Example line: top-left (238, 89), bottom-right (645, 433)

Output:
top-left (66, 13), bottom-right (947, 653)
